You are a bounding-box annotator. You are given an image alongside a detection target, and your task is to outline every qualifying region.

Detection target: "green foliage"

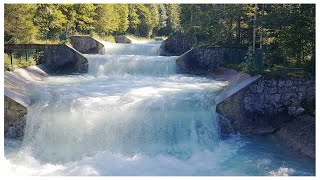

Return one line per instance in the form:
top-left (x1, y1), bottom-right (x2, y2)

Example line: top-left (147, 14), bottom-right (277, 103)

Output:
top-left (166, 4), bottom-right (181, 34)
top-left (238, 47), bottom-right (261, 75)
top-left (179, 4), bottom-right (315, 76)
top-left (91, 32), bottom-right (116, 43)
top-left (303, 51), bottom-right (315, 76)
top-left (5, 4), bottom-right (180, 42)
top-left (146, 4), bottom-right (160, 36)
top-left (4, 53), bottom-right (38, 71)
top-left (4, 3), bottom-right (315, 76)
top-left (4, 54), bottom-right (13, 71)
top-left (33, 4), bottom-right (67, 40)
top-left (158, 4), bottom-right (168, 31)
top-left (57, 4), bottom-right (77, 36)
top-left (4, 4), bottom-right (38, 43)
top-left (300, 99), bottom-right (315, 117)
top-left (94, 5), bottom-right (119, 34)
top-left (74, 4), bottom-right (96, 34)
top-left (115, 4), bottom-right (129, 33)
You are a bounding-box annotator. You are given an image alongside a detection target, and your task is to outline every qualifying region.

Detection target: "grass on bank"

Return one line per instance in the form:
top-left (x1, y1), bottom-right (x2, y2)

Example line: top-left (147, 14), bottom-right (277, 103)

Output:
top-left (4, 53), bottom-right (40, 71)
top-left (91, 33), bottom-right (115, 43)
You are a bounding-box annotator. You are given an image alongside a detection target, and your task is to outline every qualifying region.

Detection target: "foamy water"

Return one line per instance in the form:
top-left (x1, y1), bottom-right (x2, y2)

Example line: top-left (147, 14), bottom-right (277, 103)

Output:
top-left (4, 41), bottom-right (315, 176)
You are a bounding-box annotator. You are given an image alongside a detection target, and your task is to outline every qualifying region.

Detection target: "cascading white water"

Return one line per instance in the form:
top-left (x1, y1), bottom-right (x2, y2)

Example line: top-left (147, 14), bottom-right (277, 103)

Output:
top-left (86, 54), bottom-right (177, 77)
top-left (100, 41), bottom-right (161, 56)
top-left (4, 41), bottom-right (315, 176)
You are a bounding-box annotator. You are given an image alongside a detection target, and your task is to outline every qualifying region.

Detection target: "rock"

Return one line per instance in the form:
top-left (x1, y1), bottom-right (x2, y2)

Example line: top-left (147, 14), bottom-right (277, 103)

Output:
top-left (114, 35), bottom-right (132, 43)
top-left (276, 115), bottom-right (315, 159)
top-left (288, 106), bottom-right (305, 117)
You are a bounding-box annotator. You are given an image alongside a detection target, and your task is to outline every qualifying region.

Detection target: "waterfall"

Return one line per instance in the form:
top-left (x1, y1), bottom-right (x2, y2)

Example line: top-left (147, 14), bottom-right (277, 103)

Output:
top-left (4, 41), bottom-right (315, 176)
top-left (85, 54), bottom-right (178, 77)
top-left (100, 41), bottom-right (161, 56)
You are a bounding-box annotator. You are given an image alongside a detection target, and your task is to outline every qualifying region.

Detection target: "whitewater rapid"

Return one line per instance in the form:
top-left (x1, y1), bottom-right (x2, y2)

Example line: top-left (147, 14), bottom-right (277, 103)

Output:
top-left (3, 41), bottom-right (315, 176)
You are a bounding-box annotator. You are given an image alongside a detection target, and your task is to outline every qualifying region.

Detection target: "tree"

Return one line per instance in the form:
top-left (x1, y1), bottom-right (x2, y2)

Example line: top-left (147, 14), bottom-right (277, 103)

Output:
top-left (33, 4), bottom-right (67, 41)
top-left (57, 4), bottom-right (77, 36)
top-left (128, 4), bottom-right (140, 35)
top-left (4, 4), bottom-right (38, 43)
top-left (264, 4), bottom-right (315, 68)
top-left (157, 4), bottom-right (168, 35)
top-left (166, 4), bottom-right (181, 34)
top-left (115, 4), bottom-right (129, 34)
top-left (127, 4), bottom-right (153, 37)
top-left (94, 4), bottom-right (119, 35)
top-left (73, 4), bottom-right (96, 34)
top-left (146, 4), bottom-right (160, 36)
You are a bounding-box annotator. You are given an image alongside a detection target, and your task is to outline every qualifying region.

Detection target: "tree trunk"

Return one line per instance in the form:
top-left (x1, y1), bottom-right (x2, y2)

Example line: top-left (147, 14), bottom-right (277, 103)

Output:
top-left (236, 16), bottom-right (241, 45)
top-left (260, 4), bottom-right (265, 50)
top-left (253, 4), bottom-right (258, 54)
top-left (229, 18), bottom-right (233, 44)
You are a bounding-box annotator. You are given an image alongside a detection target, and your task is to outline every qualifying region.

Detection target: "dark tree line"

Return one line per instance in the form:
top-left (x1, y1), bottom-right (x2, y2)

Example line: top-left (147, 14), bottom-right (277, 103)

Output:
top-left (179, 4), bottom-right (315, 74)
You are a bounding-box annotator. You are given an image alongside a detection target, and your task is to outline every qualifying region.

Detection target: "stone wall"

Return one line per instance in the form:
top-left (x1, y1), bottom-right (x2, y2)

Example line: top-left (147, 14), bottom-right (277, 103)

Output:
top-left (70, 36), bottom-right (104, 54)
top-left (114, 35), bottom-right (132, 43)
top-left (216, 76), bottom-right (315, 158)
top-left (216, 76), bottom-right (315, 135)
top-left (160, 33), bottom-right (193, 56)
top-left (176, 47), bottom-right (247, 74)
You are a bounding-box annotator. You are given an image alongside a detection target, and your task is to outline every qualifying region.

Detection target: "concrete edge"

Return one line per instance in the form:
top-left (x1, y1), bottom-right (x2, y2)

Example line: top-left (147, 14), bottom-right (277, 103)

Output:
top-left (215, 74), bottom-right (262, 104)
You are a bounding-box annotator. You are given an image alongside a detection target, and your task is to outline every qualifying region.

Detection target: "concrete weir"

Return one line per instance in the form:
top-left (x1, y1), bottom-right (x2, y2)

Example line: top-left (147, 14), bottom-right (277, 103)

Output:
top-left (176, 47), bottom-right (247, 74)
top-left (4, 44), bottom-right (88, 74)
top-left (4, 43), bottom-right (89, 138)
top-left (216, 76), bottom-right (315, 158)
top-left (70, 35), bottom-right (105, 54)
top-left (4, 65), bottom-right (48, 138)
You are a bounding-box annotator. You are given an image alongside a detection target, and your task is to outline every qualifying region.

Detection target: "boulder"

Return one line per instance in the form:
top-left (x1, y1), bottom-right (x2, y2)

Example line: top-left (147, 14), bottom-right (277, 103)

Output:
top-left (276, 115), bottom-right (315, 159)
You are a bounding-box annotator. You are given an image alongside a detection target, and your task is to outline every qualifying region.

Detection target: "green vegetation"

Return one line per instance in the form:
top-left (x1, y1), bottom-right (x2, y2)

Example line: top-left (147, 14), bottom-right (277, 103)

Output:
top-left (4, 4), bottom-right (315, 76)
top-left (180, 4), bottom-right (315, 76)
top-left (4, 4), bottom-right (181, 44)
top-left (4, 52), bottom-right (41, 71)
top-left (301, 99), bottom-right (315, 117)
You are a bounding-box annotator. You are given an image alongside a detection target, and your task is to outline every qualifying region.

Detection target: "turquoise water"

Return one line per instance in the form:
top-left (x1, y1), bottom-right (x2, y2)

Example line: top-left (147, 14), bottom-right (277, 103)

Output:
top-left (3, 42), bottom-right (315, 176)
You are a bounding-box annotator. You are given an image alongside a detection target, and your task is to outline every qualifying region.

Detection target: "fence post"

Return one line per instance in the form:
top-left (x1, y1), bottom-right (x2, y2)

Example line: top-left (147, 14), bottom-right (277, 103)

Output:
top-left (25, 49), bottom-right (28, 62)
top-left (10, 50), bottom-right (13, 65)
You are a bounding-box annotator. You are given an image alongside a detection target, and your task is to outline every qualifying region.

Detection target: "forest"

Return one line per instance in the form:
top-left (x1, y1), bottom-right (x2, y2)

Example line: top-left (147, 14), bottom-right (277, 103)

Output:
top-left (4, 4), bottom-right (315, 75)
